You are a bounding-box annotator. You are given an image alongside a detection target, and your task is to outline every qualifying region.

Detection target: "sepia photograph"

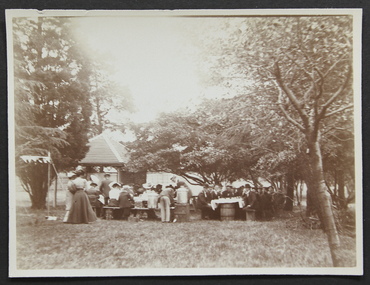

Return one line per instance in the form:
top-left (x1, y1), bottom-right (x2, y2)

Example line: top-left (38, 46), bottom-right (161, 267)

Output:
top-left (7, 9), bottom-right (363, 277)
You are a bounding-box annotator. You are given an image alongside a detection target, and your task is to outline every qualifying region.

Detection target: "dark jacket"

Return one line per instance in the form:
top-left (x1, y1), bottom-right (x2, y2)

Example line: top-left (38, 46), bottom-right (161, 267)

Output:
top-left (209, 190), bottom-right (220, 200)
top-left (118, 191), bottom-right (134, 208)
top-left (196, 191), bottom-right (211, 209)
top-left (234, 188), bottom-right (243, 197)
top-left (99, 179), bottom-right (112, 197)
top-left (158, 188), bottom-right (175, 205)
top-left (260, 192), bottom-right (272, 210)
top-left (222, 189), bottom-right (234, 198)
top-left (247, 191), bottom-right (260, 210)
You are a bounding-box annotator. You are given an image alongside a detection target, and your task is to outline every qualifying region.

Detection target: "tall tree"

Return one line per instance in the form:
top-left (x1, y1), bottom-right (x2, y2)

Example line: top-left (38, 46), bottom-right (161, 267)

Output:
top-left (124, 106), bottom-right (258, 186)
top-left (87, 57), bottom-right (135, 136)
top-left (13, 17), bottom-right (93, 208)
top-left (200, 16), bottom-right (353, 266)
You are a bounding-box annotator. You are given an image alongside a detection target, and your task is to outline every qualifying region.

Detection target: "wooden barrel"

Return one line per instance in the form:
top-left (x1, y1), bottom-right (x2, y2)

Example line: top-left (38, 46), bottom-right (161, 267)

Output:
top-left (220, 203), bottom-right (235, 221)
top-left (174, 204), bottom-right (190, 222)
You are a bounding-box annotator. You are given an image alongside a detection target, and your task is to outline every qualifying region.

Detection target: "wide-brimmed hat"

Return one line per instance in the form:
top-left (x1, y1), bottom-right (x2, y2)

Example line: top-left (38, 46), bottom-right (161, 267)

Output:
top-left (104, 173), bottom-right (111, 177)
top-left (109, 182), bottom-right (121, 188)
top-left (90, 181), bottom-right (98, 187)
top-left (67, 172), bottom-right (76, 178)
top-left (142, 182), bottom-right (152, 189)
top-left (121, 185), bottom-right (130, 191)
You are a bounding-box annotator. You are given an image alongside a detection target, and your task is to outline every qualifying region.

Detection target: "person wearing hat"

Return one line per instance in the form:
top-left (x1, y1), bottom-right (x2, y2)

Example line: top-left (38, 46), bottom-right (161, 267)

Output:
top-left (66, 169), bottom-right (97, 224)
top-left (63, 172), bottom-right (76, 222)
top-left (222, 185), bottom-right (234, 198)
top-left (196, 184), bottom-right (215, 220)
top-left (141, 182), bottom-right (152, 208)
top-left (118, 185), bottom-right (135, 220)
top-left (99, 173), bottom-right (112, 206)
top-left (86, 181), bottom-right (103, 218)
top-left (108, 182), bottom-right (121, 207)
top-left (260, 187), bottom-right (273, 220)
top-left (242, 186), bottom-right (261, 219)
top-left (242, 184), bottom-right (251, 203)
top-left (157, 185), bottom-right (175, 222)
top-left (234, 186), bottom-right (244, 197)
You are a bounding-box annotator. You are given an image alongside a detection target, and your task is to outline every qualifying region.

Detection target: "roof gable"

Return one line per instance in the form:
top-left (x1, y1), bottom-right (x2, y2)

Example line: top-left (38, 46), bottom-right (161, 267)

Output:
top-left (80, 134), bottom-right (129, 166)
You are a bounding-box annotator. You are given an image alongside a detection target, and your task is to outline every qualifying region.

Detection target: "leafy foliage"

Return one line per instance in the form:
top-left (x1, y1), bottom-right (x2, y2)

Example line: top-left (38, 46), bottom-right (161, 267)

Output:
top-left (13, 17), bottom-right (93, 208)
top-left (196, 15), bottom-right (354, 266)
top-left (124, 104), bottom-right (261, 185)
top-left (87, 57), bottom-right (135, 136)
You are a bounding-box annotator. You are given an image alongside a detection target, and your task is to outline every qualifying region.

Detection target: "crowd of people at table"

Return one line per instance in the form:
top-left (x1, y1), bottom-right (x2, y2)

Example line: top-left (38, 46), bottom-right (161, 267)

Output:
top-left (64, 169), bottom-right (190, 224)
top-left (196, 183), bottom-right (277, 221)
top-left (64, 168), bottom-right (279, 224)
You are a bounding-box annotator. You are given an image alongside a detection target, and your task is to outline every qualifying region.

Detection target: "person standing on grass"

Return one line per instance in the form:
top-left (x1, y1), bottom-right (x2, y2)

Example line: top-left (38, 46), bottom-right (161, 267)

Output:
top-left (99, 173), bottom-right (112, 205)
top-left (260, 187), bottom-right (273, 220)
top-left (86, 182), bottom-right (103, 218)
top-left (209, 185), bottom-right (221, 200)
top-left (196, 184), bottom-right (215, 220)
top-left (242, 187), bottom-right (261, 219)
top-left (158, 185), bottom-right (175, 223)
top-left (66, 169), bottom-right (97, 224)
top-left (118, 185), bottom-right (134, 220)
top-left (63, 172), bottom-right (76, 222)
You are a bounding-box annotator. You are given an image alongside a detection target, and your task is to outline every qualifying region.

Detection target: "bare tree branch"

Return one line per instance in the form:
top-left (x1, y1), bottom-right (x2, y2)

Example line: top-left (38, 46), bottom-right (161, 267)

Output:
top-left (323, 104), bottom-right (354, 119)
top-left (302, 82), bottom-right (316, 113)
top-left (278, 103), bottom-right (305, 132)
top-left (273, 64), bottom-right (310, 129)
top-left (179, 172), bottom-right (205, 185)
top-left (323, 54), bottom-right (348, 79)
top-left (318, 65), bottom-right (352, 120)
top-left (282, 51), bottom-right (316, 83)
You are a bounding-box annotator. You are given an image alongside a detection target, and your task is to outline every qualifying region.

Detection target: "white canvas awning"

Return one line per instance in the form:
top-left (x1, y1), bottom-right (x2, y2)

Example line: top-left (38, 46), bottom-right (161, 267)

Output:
top-left (20, 155), bottom-right (51, 164)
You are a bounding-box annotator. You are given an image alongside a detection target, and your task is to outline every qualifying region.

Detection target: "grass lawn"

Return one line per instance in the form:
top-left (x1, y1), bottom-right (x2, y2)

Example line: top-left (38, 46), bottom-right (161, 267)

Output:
top-left (14, 206), bottom-right (356, 269)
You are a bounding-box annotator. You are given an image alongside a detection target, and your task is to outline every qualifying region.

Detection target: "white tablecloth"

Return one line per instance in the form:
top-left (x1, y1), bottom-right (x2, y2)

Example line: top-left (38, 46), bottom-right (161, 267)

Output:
top-left (210, 198), bottom-right (245, 210)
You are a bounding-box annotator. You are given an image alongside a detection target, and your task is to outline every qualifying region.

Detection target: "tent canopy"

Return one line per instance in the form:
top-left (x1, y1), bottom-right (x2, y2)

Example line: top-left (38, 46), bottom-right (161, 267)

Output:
top-left (20, 155), bottom-right (51, 164)
top-left (79, 134), bottom-right (129, 167)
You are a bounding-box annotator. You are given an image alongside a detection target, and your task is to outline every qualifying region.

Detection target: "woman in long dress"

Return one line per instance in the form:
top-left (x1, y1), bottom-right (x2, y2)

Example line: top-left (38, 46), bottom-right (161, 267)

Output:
top-left (63, 172), bottom-right (76, 222)
top-left (66, 169), bottom-right (97, 224)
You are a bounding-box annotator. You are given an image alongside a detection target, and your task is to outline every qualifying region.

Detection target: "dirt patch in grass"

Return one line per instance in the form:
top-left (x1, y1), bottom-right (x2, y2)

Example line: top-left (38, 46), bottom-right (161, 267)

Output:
top-left (14, 206), bottom-right (357, 269)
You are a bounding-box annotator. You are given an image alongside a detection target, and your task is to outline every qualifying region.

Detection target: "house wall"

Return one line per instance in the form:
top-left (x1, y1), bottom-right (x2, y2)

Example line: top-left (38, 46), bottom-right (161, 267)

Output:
top-left (146, 172), bottom-right (203, 197)
top-left (119, 171), bottom-right (146, 187)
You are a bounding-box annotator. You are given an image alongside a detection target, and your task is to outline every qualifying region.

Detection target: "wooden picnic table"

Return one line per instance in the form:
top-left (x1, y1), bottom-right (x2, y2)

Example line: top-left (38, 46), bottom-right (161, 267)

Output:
top-left (103, 206), bottom-right (175, 220)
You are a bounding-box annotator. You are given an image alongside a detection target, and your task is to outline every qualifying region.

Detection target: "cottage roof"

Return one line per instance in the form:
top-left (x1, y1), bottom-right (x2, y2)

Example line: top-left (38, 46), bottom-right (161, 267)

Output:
top-left (79, 133), bottom-right (129, 166)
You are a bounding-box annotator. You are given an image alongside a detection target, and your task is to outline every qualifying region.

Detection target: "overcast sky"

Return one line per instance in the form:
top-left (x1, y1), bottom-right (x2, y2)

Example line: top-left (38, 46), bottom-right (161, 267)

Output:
top-left (74, 16), bottom-right (229, 125)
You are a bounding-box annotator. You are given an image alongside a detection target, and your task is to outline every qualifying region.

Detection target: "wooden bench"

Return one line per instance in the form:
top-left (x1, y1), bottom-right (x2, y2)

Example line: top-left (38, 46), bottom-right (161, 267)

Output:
top-left (103, 206), bottom-right (175, 220)
top-left (132, 207), bottom-right (175, 219)
top-left (103, 206), bottom-right (120, 220)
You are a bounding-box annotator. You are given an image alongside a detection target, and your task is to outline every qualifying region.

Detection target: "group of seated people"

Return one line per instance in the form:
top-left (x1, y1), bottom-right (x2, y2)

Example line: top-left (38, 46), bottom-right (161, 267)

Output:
top-left (196, 183), bottom-right (276, 221)
top-left (85, 174), bottom-right (192, 222)
top-left (86, 180), bottom-right (135, 220)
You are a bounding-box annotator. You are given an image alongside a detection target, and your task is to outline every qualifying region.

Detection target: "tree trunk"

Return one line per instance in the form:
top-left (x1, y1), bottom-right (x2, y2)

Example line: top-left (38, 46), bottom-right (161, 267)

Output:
top-left (337, 169), bottom-right (346, 209)
top-left (307, 139), bottom-right (342, 267)
top-left (53, 176), bottom-right (57, 207)
top-left (295, 181), bottom-right (300, 206)
top-left (284, 171), bottom-right (294, 211)
top-left (249, 170), bottom-right (260, 188)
